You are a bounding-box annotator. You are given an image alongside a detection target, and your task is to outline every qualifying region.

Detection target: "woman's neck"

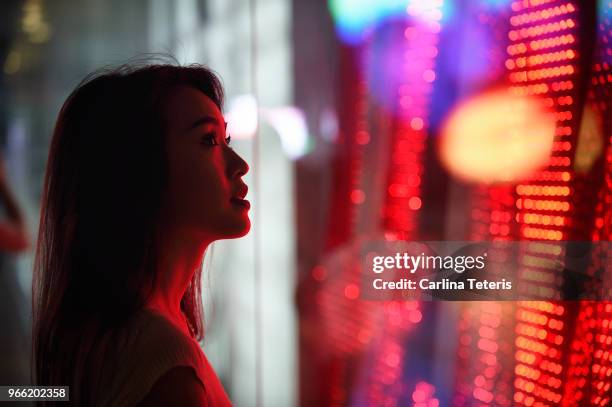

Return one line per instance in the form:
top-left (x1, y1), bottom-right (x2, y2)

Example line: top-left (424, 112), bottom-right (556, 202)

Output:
top-left (145, 228), bottom-right (210, 336)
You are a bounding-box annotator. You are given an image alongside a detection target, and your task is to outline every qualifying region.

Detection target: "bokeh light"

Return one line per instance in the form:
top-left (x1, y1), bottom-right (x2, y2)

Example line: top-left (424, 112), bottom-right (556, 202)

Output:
top-left (438, 88), bottom-right (556, 184)
top-left (328, 0), bottom-right (453, 44)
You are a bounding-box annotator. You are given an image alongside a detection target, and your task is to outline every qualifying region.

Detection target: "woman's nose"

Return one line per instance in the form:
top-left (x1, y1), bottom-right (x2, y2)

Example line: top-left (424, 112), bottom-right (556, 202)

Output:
top-left (227, 148), bottom-right (249, 178)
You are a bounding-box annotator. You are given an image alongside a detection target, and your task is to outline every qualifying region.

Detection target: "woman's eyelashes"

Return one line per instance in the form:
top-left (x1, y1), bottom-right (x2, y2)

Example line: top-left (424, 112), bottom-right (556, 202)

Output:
top-left (200, 132), bottom-right (232, 147)
top-left (201, 132), bottom-right (218, 146)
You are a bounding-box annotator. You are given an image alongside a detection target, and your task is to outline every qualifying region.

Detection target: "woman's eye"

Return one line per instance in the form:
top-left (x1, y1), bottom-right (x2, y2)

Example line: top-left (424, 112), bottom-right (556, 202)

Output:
top-left (201, 133), bottom-right (218, 146)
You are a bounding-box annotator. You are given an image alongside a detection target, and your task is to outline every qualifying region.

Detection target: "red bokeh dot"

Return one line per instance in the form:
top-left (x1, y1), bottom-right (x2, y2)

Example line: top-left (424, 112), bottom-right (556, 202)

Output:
top-left (409, 196), bottom-right (422, 210)
top-left (350, 189), bottom-right (365, 204)
top-left (312, 266), bottom-right (327, 282)
top-left (344, 284), bottom-right (360, 299)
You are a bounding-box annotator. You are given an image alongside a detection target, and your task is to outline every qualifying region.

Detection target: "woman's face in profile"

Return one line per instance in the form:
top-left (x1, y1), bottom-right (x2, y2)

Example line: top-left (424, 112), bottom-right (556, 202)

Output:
top-left (161, 85), bottom-right (250, 241)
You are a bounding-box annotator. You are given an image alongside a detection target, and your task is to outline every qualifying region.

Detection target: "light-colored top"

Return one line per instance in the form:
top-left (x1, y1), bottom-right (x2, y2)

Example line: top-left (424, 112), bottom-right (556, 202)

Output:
top-left (88, 308), bottom-right (232, 406)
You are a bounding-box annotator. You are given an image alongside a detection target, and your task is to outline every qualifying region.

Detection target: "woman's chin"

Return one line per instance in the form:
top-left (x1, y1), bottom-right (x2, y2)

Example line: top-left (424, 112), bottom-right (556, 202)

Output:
top-left (221, 217), bottom-right (251, 239)
top-left (235, 219), bottom-right (251, 237)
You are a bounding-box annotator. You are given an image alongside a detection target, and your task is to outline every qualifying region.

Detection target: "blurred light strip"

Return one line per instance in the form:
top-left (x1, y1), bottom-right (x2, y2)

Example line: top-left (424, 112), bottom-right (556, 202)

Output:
top-left (562, 2), bottom-right (612, 404)
top-left (316, 26), bottom-right (383, 407)
top-left (381, 6), bottom-right (442, 236)
top-left (455, 3), bottom-right (519, 405)
top-left (508, 1), bottom-right (583, 405)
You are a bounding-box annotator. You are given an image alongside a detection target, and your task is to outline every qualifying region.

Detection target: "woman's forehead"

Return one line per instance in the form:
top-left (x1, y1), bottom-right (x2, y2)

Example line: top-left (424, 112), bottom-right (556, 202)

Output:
top-left (165, 85), bottom-right (223, 131)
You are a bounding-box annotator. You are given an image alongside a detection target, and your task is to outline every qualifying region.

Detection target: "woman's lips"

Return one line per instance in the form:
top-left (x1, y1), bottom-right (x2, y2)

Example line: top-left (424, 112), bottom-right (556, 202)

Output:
top-left (230, 197), bottom-right (251, 209)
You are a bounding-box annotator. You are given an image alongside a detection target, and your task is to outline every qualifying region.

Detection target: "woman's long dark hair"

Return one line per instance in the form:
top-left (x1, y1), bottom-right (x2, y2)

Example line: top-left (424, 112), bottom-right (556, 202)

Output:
top-left (32, 61), bottom-right (224, 399)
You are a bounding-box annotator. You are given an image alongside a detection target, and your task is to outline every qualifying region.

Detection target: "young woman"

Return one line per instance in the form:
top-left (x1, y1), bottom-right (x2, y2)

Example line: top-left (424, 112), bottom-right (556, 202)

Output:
top-left (32, 63), bottom-right (250, 406)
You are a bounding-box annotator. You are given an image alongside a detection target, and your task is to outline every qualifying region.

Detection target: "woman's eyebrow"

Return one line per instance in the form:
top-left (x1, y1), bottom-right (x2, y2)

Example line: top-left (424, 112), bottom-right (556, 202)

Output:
top-left (184, 116), bottom-right (226, 133)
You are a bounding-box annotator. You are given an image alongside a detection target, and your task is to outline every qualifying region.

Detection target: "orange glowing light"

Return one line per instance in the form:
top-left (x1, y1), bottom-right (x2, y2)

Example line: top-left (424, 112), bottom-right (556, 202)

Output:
top-left (438, 88), bottom-right (555, 184)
